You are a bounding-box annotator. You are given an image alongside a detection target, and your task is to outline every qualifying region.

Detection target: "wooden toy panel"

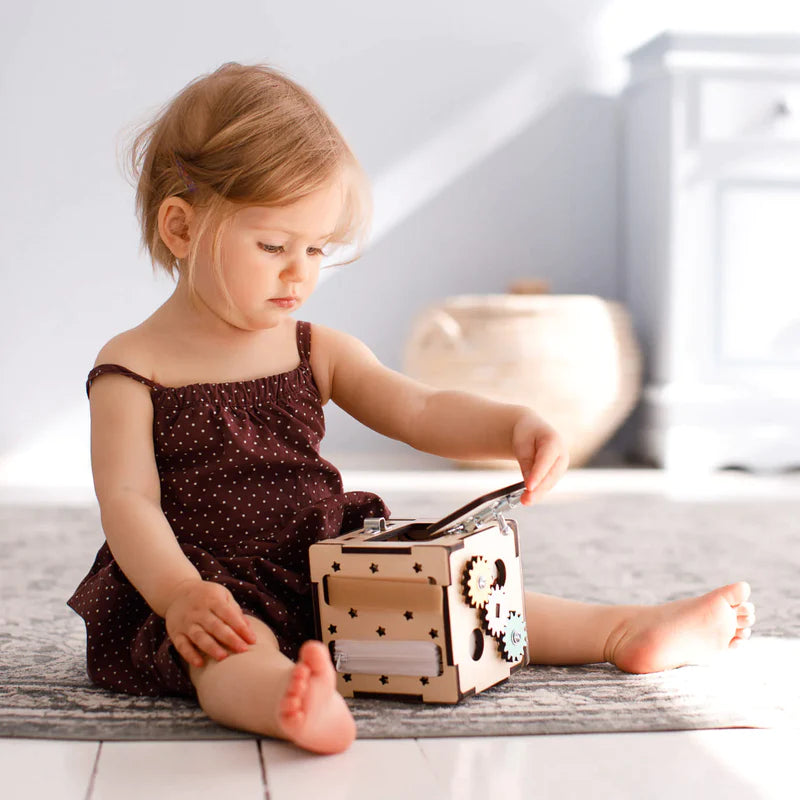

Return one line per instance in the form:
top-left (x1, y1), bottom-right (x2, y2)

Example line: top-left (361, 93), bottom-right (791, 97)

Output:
top-left (310, 518), bottom-right (528, 703)
top-left (446, 520), bottom-right (528, 697)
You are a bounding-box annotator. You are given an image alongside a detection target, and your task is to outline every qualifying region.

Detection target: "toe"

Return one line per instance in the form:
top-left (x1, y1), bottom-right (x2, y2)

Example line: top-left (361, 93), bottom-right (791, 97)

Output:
top-left (299, 640), bottom-right (334, 676)
top-left (737, 603), bottom-right (756, 626)
top-left (278, 690), bottom-right (303, 726)
top-left (284, 665), bottom-right (309, 700)
top-left (730, 627), bottom-right (752, 648)
top-left (281, 694), bottom-right (301, 715)
top-left (719, 581), bottom-right (751, 608)
top-left (291, 662), bottom-right (311, 686)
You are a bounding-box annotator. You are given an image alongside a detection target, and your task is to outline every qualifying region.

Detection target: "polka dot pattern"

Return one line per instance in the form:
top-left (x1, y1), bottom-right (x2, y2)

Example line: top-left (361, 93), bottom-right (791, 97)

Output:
top-left (67, 321), bottom-right (390, 697)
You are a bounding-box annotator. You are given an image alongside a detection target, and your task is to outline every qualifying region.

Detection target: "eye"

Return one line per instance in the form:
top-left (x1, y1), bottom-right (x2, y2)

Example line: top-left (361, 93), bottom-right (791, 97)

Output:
top-left (307, 246), bottom-right (329, 257)
top-left (258, 243), bottom-right (284, 254)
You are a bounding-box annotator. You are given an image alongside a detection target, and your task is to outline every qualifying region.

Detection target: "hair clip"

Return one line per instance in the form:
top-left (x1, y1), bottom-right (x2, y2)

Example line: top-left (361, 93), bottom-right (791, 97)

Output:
top-left (173, 153), bottom-right (197, 193)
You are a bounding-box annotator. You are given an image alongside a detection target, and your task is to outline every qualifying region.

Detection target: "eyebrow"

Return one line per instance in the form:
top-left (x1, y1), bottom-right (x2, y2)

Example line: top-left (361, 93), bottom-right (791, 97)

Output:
top-left (249, 226), bottom-right (335, 240)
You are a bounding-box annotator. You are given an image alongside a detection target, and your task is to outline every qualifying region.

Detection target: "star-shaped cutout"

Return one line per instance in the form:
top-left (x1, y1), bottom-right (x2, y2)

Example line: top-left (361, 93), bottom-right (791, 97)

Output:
top-left (331, 562), bottom-right (341, 572)
top-left (370, 563), bottom-right (379, 573)
top-left (376, 627), bottom-right (386, 637)
top-left (404, 611), bottom-right (414, 620)
top-left (380, 675), bottom-right (389, 685)
top-left (420, 677), bottom-right (429, 685)
top-left (413, 562), bottom-right (423, 573)
top-left (343, 673), bottom-right (352, 682)
top-left (328, 624), bottom-right (337, 634)
top-left (429, 628), bottom-right (439, 639)
top-left (349, 608), bottom-right (358, 618)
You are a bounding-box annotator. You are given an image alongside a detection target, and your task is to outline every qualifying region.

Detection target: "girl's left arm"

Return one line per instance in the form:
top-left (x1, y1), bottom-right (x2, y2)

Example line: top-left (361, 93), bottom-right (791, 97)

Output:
top-left (313, 325), bottom-right (569, 503)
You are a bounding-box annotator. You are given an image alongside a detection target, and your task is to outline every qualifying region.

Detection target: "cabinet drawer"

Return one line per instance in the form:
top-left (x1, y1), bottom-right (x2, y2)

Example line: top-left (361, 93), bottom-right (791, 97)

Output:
top-left (717, 182), bottom-right (800, 364)
top-left (697, 78), bottom-right (800, 143)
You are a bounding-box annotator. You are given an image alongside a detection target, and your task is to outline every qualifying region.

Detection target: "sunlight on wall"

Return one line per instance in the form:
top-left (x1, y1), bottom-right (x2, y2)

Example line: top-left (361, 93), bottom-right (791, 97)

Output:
top-left (0, 405), bottom-right (92, 492)
top-left (2, 49), bottom-right (598, 491)
top-left (9, 3), bottom-right (800, 489)
top-left (321, 50), bottom-right (588, 281)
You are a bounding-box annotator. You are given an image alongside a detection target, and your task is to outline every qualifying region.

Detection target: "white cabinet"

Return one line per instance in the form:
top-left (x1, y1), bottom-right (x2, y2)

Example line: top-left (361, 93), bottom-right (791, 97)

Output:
top-left (621, 33), bottom-right (800, 471)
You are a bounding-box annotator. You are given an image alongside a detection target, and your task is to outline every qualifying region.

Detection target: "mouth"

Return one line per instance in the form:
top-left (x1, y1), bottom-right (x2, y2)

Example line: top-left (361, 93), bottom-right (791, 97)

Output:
top-left (270, 297), bottom-right (298, 308)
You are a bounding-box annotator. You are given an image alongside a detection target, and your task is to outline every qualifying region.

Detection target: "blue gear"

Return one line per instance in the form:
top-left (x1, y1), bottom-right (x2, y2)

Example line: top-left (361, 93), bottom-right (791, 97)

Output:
top-left (500, 610), bottom-right (527, 662)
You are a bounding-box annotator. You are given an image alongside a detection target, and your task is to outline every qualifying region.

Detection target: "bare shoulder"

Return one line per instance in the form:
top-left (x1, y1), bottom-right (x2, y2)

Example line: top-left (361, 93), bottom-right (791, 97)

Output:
top-left (88, 325), bottom-right (160, 404)
top-left (309, 323), bottom-right (375, 359)
top-left (308, 323), bottom-right (380, 404)
top-left (93, 325), bottom-right (154, 377)
top-left (88, 326), bottom-right (162, 505)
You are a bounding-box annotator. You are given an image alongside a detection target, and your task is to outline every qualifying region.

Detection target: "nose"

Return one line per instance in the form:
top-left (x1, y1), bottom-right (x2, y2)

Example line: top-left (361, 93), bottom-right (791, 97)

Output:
top-left (280, 253), bottom-right (312, 283)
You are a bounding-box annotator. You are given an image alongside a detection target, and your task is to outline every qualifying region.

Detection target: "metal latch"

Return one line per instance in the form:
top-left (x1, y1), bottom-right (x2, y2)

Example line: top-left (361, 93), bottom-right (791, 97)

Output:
top-left (435, 482), bottom-right (526, 538)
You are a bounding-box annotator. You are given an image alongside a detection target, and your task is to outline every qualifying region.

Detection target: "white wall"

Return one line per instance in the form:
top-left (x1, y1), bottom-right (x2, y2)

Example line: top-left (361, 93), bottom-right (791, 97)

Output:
top-left (2, 0), bottom-right (798, 491)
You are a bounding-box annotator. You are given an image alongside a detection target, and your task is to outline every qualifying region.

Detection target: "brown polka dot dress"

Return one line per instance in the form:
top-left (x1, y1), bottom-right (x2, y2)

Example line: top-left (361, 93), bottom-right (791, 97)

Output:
top-left (67, 320), bottom-right (390, 697)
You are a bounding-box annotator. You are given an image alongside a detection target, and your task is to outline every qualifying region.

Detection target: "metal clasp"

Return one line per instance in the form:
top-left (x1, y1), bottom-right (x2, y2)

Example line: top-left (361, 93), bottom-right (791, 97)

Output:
top-left (444, 486), bottom-right (523, 536)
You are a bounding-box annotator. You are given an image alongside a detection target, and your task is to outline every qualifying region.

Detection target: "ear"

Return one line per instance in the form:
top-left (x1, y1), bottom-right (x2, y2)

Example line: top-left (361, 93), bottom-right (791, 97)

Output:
top-left (157, 196), bottom-right (196, 259)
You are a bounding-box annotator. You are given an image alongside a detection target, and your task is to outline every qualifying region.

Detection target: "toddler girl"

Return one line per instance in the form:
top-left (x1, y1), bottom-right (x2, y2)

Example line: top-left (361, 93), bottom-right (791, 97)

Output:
top-left (68, 62), bottom-right (755, 755)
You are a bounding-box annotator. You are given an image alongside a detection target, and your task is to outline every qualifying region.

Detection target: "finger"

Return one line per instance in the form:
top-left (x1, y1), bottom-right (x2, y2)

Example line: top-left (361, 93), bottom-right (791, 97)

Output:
top-left (206, 612), bottom-right (252, 653)
top-left (517, 453), bottom-right (534, 484)
top-left (216, 597), bottom-right (258, 644)
top-left (172, 633), bottom-right (205, 669)
top-left (531, 452), bottom-right (569, 499)
top-left (188, 625), bottom-right (230, 662)
top-left (524, 436), bottom-right (564, 493)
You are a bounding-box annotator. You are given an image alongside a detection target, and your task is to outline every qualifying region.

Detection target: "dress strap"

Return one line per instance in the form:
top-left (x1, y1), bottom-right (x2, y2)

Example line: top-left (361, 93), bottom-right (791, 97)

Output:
top-left (86, 364), bottom-right (164, 399)
top-left (296, 320), bottom-right (312, 364)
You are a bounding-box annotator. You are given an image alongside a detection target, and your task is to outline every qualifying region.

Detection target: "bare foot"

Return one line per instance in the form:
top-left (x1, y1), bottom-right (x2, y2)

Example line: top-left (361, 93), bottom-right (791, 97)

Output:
top-left (604, 581), bottom-right (756, 674)
top-left (276, 640), bottom-right (356, 754)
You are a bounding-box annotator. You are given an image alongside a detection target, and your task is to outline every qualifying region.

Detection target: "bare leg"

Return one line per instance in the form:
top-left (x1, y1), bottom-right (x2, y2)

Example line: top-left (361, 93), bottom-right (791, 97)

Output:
top-left (525, 582), bottom-right (755, 673)
top-left (524, 591), bottom-right (630, 665)
top-left (186, 615), bottom-right (355, 754)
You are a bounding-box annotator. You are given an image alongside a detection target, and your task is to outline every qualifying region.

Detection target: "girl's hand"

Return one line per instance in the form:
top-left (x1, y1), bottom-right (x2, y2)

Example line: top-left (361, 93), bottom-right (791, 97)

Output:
top-left (164, 579), bottom-right (258, 668)
top-left (511, 411), bottom-right (570, 505)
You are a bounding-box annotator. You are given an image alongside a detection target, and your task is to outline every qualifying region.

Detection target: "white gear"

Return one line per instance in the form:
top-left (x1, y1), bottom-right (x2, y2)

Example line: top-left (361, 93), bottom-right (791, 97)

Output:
top-left (482, 585), bottom-right (511, 637)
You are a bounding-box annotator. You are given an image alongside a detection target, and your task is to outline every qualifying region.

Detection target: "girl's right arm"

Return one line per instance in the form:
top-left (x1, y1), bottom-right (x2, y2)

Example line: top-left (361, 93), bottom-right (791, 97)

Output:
top-left (89, 367), bottom-right (201, 617)
top-left (89, 344), bottom-right (255, 665)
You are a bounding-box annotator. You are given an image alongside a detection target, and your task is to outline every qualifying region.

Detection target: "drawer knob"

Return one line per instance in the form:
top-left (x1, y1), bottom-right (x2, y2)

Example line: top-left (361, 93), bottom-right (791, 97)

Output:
top-left (773, 99), bottom-right (792, 119)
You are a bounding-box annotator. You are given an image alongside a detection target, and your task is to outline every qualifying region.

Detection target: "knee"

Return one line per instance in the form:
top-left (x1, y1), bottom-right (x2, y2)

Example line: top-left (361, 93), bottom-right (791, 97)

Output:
top-left (244, 614), bottom-right (282, 651)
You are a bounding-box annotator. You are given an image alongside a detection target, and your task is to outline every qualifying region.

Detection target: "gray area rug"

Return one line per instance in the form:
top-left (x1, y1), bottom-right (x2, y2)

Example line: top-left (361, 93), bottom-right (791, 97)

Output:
top-left (1, 490), bottom-right (799, 740)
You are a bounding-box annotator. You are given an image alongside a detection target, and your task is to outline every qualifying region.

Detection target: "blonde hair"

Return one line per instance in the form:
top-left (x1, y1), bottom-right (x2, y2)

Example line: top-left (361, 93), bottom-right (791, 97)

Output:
top-left (120, 62), bottom-right (371, 304)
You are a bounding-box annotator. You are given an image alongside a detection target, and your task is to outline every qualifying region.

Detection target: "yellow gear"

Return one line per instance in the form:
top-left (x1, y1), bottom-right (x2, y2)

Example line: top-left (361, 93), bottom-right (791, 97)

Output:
top-left (462, 555), bottom-right (494, 608)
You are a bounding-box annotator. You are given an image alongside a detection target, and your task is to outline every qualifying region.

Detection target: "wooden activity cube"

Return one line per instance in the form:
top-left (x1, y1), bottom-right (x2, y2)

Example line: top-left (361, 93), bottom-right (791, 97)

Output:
top-left (309, 483), bottom-right (529, 703)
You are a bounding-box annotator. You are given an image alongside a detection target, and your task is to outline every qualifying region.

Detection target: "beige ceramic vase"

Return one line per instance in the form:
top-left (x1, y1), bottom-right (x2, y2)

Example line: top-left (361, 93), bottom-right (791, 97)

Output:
top-left (403, 289), bottom-right (642, 468)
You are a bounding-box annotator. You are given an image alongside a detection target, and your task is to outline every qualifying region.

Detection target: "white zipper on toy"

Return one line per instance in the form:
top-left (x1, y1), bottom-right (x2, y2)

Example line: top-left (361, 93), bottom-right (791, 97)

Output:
top-left (332, 639), bottom-right (442, 677)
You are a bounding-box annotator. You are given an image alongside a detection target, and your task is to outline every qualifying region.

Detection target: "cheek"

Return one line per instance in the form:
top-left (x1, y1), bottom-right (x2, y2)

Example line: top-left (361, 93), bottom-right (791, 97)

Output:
top-left (307, 269), bottom-right (321, 292)
top-left (190, 258), bottom-right (221, 302)
top-left (219, 243), bottom-right (263, 297)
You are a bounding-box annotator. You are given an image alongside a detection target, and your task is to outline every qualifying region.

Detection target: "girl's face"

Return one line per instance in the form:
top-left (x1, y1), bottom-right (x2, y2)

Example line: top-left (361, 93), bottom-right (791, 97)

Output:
top-left (190, 180), bottom-right (343, 333)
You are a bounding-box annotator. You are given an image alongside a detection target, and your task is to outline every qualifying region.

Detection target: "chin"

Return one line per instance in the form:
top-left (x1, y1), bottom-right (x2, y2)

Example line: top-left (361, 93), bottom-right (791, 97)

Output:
top-left (256, 313), bottom-right (289, 330)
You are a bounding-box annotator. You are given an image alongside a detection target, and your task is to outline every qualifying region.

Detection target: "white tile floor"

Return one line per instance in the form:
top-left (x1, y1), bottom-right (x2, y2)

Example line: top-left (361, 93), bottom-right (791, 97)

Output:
top-left (3, 468), bottom-right (799, 800)
top-left (2, 731), bottom-right (799, 799)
